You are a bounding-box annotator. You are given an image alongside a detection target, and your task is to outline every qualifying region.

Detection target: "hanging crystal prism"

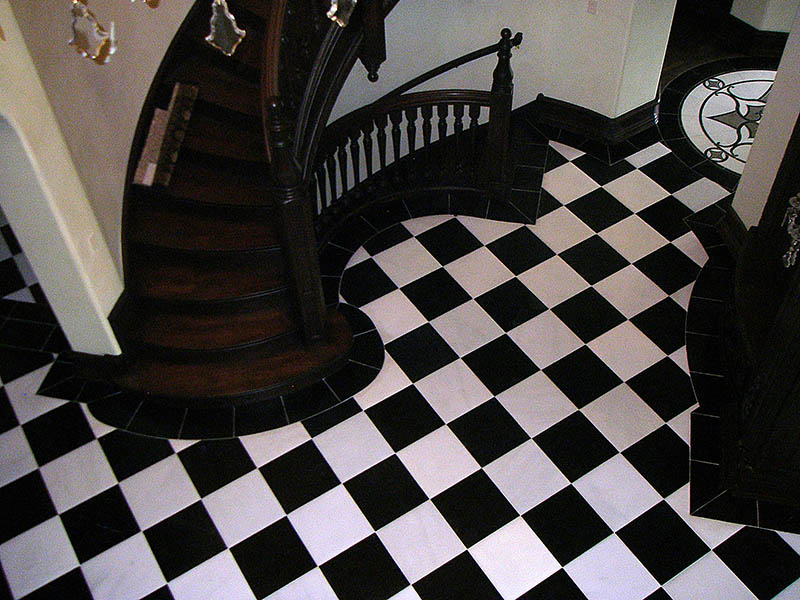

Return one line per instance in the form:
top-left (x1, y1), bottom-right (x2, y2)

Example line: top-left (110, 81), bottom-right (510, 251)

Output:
top-left (205, 0), bottom-right (246, 57)
top-left (327, 0), bottom-right (358, 27)
top-left (68, 1), bottom-right (116, 65)
top-left (130, 0), bottom-right (160, 6)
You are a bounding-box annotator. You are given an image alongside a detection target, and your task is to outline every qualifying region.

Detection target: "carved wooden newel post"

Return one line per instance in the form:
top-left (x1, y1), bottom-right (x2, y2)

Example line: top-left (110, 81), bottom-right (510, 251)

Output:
top-left (486, 28), bottom-right (520, 200)
top-left (267, 99), bottom-right (327, 342)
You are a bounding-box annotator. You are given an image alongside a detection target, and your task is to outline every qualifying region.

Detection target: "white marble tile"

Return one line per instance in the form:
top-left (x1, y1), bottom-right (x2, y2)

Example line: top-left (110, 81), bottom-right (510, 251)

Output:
top-left (625, 143), bottom-right (672, 168)
top-left (355, 353), bottom-right (412, 410)
top-left (82, 533), bottom-right (166, 600)
top-left (0, 426), bottom-right (37, 487)
top-left (509, 310), bottom-right (583, 369)
top-left (664, 550), bottom-right (755, 600)
top-left (530, 207), bottom-right (595, 254)
top-left (314, 412), bottom-right (393, 482)
top-left (549, 141), bottom-right (585, 161)
top-left (378, 501), bottom-right (465, 583)
top-left (415, 360), bottom-right (493, 423)
top-left (5, 365), bottom-right (64, 424)
top-left (671, 283), bottom-right (694, 311)
top-left (430, 300), bottom-right (504, 357)
top-left (445, 247), bottom-right (514, 297)
top-left (268, 568), bottom-right (340, 600)
top-left (14, 253), bottom-right (37, 286)
top-left (372, 238), bottom-right (440, 287)
top-left (594, 266), bottom-right (668, 319)
top-left (673, 231), bottom-right (709, 266)
top-left (39, 440), bottom-right (117, 513)
top-left (542, 162), bottom-right (599, 204)
top-left (673, 178), bottom-right (731, 212)
top-left (288, 485), bottom-right (372, 565)
top-left (598, 215), bottom-right (668, 263)
top-left (402, 215), bottom-right (452, 236)
top-left (169, 551), bottom-right (255, 600)
top-left (239, 423), bottom-right (310, 467)
top-left (665, 484), bottom-right (741, 549)
top-left (669, 405), bottom-right (695, 446)
top-left (346, 245), bottom-right (370, 267)
top-left (588, 321), bottom-right (665, 381)
top-left (518, 255), bottom-right (589, 308)
top-left (484, 440), bottom-right (569, 514)
top-left (582, 384), bottom-right (664, 451)
top-left (496, 372), bottom-right (577, 438)
top-left (604, 170), bottom-right (669, 212)
top-left (397, 426), bottom-right (480, 497)
top-left (458, 215), bottom-right (522, 245)
top-left (470, 518), bottom-right (560, 600)
top-left (361, 289), bottom-right (426, 343)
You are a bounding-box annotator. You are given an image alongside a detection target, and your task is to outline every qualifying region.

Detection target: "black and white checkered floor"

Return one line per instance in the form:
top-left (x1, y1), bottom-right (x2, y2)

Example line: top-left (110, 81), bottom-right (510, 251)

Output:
top-left (2, 139), bottom-right (800, 600)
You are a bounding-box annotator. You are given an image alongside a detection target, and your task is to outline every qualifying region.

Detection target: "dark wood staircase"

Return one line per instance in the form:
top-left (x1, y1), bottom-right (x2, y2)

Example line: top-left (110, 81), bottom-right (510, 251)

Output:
top-left (110, 0), bottom-right (352, 408)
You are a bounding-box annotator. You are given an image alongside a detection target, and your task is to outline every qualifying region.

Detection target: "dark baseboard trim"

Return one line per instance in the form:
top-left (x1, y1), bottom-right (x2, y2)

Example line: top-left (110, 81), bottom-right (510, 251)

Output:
top-left (62, 350), bottom-right (127, 381)
top-left (528, 94), bottom-right (659, 146)
top-left (720, 14), bottom-right (789, 57)
top-left (716, 200), bottom-right (749, 262)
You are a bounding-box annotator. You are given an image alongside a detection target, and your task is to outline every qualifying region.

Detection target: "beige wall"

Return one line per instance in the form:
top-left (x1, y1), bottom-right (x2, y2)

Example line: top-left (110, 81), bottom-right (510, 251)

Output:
top-left (331, 0), bottom-right (675, 122)
top-left (733, 6), bottom-right (800, 228)
top-left (731, 0), bottom-right (800, 32)
top-left (8, 0), bottom-right (194, 271)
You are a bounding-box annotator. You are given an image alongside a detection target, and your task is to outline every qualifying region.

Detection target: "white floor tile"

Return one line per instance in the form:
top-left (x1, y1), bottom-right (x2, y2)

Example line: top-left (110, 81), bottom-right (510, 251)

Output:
top-left (509, 310), bottom-right (583, 369)
top-left (565, 534), bottom-right (659, 600)
top-left (665, 485), bottom-right (741, 549)
top-left (268, 567), bottom-right (340, 600)
top-left (378, 501), bottom-right (465, 583)
top-left (671, 283), bottom-right (694, 310)
top-left (549, 141), bottom-right (585, 161)
top-left (669, 405), bottom-right (695, 446)
top-left (582, 384), bottom-right (664, 451)
top-left (0, 517), bottom-right (79, 598)
top-left (314, 412), bottom-right (393, 482)
top-left (372, 238), bottom-right (440, 287)
top-left (531, 207), bottom-right (594, 254)
top-left (4, 287), bottom-right (36, 303)
top-left (598, 216), bottom-right (668, 263)
top-left (604, 170), bottom-right (669, 212)
top-left (496, 372), bottom-right (577, 438)
top-left (543, 163), bottom-right (599, 204)
top-left (484, 440), bottom-right (569, 514)
top-left (402, 215), bottom-right (452, 236)
top-left (594, 266), bottom-right (668, 319)
top-left (14, 253), bottom-right (37, 286)
top-left (664, 551), bottom-right (755, 600)
top-left (430, 300), bottom-right (504, 357)
top-left (202, 471), bottom-right (284, 547)
top-left (288, 485), bottom-right (372, 565)
top-left (415, 360), bottom-right (493, 423)
top-left (673, 178), bottom-right (730, 212)
top-left (361, 289), bottom-right (426, 343)
top-left (457, 216), bottom-right (522, 245)
top-left (625, 143), bottom-right (671, 168)
top-left (389, 586), bottom-right (424, 600)
top-left (355, 353), bottom-right (412, 410)
top-left (518, 255), bottom-right (589, 308)
top-left (670, 346), bottom-right (691, 375)
top-left (445, 247), bottom-right (514, 297)
top-left (673, 231), bottom-right (709, 266)
top-left (169, 551), bottom-right (255, 600)
top-left (39, 440), bottom-right (117, 513)
top-left (0, 426), bottom-right (37, 487)
top-left (470, 518), bottom-right (560, 600)
top-left (120, 455), bottom-right (200, 530)
top-left (5, 365), bottom-right (65, 424)
top-left (239, 423), bottom-right (310, 468)
top-left (588, 321), bottom-right (665, 381)
top-left (397, 426), bottom-right (480, 497)
top-left (574, 454), bottom-right (661, 531)
top-left (775, 578), bottom-right (800, 600)
top-left (345, 245), bottom-right (370, 267)
top-left (82, 533), bottom-right (166, 600)
top-left (81, 404), bottom-right (115, 439)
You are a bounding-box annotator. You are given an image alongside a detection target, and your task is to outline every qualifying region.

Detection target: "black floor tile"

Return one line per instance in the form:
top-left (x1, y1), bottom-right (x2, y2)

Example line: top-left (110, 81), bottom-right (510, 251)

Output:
top-left (463, 335), bottom-right (538, 395)
top-left (339, 258), bottom-right (397, 307)
top-left (487, 226), bottom-right (554, 275)
top-left (284, 380), bottom-right (339, 424)
top-left (518, 569), bottom-right (588, 600)
top-left (524, 485), bottom-right (612, 566)
top-left (618, 502), bottom-right (708, 585)
top-left (449, 399), bottom-right (529, 466)
top-left (325, 360), bottom-right (381, 402)
top-left (321, 534), bottom-right (409, 600)
top-left (534, 412), bottom-right (617, 481)
top-left (544, 346), bottom-right (622, 408)
top-left (690, 413), bottom-right (722, 464)
top-left (361, 200), bottom-right (412, 232)
top-left (567, 189), bottom-right (633, 232)
top-left (234, 397), bottom-right (289, 437)
top-left (623, 426), bottom-right (690, 497)
top-left (552, 288), bottom-right (626, 344)
top-left (0, 259), bottom-right (25, 297)
top-left (573, 152), bottom-right (634, 185)
top-left (366, 385), bottom-right (444, 452)
top-left (630, 298), bottom-right (687, 354)
top-left (327, 215), bottom-right (378, 252)
top-left (635, 244), bottom-right (701, 294)
top-left (693, 488), bottom-right (758, 526)
top-left (345, 455), bottom-right (427, 529)
top-left (414, 552), bottom-right (503, 600)
top-left (22, 402), bottom-right (95, 465)
top-left (259, 440), bottom-right (340, 513)
top-left (0, 387), bottom-right (18, 434)
top-left (386, 324), bottom-right (458, 382)
top-left (1, 225), bottom-right (21, 255)
top-left (301, 398), bottom-right (361, 437)
top-left (178, 439), bottom-right (255, 496)
top-left (20, 569), bottom-right (93, 600)
top-left (513, 141), bottom-right (549, 168)
top-left (640, 153), bottom-right (701, 193)
top-left (758, 500), bottom-right (800, 536)
top-left (0, 319), bottom-right (55, 350)
top-left (432, 470), bottom-right (517, 547)
top-left (0, 471), bottom-right (57, 544)
top-left (561, 235), bottom-right (630, 285)
top-left (180, 406), bottom-right (235, 440)
top-left (338, 303), bottom-right (377, 336)
top-left (231, 518), bottom-right (316, 599)
top-left (138, 586), bottom-right (175, 600)
top-left (686, 332), bottom-right (725, 376)
top-left (545, 146), bottom-right (570, 172)
top-left (476, 279), bottom-right (547, 331)
top-left (508, 189), bottom-right (540, 221)
top-left (144, 502), bottom-right (226, 581)
top-left (87, 393), bottom-right (142, 431)
top-left (0, 345), bottom-right (53, 383)
top-left (536, 190), bottom-right (561, 218)
top-left (638, 196), bottom-right (693, 240)
top-left (715, 527), bottom-right (800, 600)
top-left (318, 243), bottom-right (354, 277)
top-left (627, 358), bottom-right (696, 421)
top-left (60, 485), bottom-right (140, 562)
top-left (363, 223), bottom-right (413, 255)
top-left (415, 219), bottom-right (482, 266)
top-left (98, 429), bottom-right (174, 481)
top-left (513, 165), bottom-right (544, 191)
top-left (401, 269), bottom-right (471, 321)
top-left (127, 402), bottom-right (185, 439)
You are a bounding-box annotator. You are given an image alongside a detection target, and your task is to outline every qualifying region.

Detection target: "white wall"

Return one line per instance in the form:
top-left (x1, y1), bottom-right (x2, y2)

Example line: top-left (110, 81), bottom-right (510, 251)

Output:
top-left (0, 0), bottom-right (121, 355)
top-left (733, 6), bottom-right (800, 228)
top-left (8, 0), bottom-right (194, 271)
top-left (331, 0), bottom-right (675, 122)
top-left (731, 0), bottom-right (800, 32)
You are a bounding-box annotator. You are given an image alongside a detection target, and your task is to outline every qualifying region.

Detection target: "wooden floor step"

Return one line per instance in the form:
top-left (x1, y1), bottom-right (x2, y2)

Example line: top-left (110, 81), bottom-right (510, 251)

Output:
top-left (184, 111), bottom-right (267, 163)
top-left (127, 250), bottom-right (287, 304)
top-left (165, 154), bottom-right (270, 207)
top-left (128, 193), bottom-right (280, 252)
top-left (166, 58), bottom-right (260, 117)
top-left (117, 301), bottom-right (296, 353)
top-left (113, 309), bottom-right (352, 405)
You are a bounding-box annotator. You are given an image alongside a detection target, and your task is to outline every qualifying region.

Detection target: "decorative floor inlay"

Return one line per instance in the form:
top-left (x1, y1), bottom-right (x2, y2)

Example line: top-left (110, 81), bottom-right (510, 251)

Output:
top-left (680, 69), bottom-right (776, 174)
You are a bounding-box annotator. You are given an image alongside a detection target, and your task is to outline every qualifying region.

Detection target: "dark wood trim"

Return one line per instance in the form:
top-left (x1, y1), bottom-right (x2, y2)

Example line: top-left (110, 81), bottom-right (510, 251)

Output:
top-left (529, 94), bottom-right (659, 146)
top-left (716, 200), bottom-right (748, 262)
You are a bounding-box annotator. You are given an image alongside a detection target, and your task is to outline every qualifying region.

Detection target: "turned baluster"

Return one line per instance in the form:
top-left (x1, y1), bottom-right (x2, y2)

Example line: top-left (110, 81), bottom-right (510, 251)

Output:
top-left (437, 103), bottom-right (449, 177)
top-left (337, 142), bottom-right (348, 193)
top-left (315, 164), bottom-right (328, 211)
top-left (421, 105), bottom-right (433, 181)
top-left (362, 120), bottom-right (375, 179)
top-left (453, 103), bottom-right (465, 175)
top-left (468, 103), bottom-right (481, 184)
top-left (349, 129), bottom-right (361, 188)
top-left (389, 109), bottom-right (403, 179)
top-left (326, 153), bottom-right (337, 201)
top-left (376, 113), bottom-right (388, 175)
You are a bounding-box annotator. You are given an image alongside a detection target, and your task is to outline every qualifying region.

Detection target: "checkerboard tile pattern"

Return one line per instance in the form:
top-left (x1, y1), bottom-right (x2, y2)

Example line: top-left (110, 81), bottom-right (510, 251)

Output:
top-left (2, 141), bottom-right (799, 600)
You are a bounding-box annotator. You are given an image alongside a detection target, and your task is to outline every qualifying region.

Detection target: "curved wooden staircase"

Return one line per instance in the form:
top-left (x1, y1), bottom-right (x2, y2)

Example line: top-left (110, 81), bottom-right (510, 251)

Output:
top-left (109, 0), bottom-right (352, 408)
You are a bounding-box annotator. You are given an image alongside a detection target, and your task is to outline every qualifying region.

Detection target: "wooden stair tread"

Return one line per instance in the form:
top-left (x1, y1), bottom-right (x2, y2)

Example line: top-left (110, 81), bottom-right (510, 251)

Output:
top-left (165, 156), bottom-right (270, 207)
top-left (118, 302), bottom-right (295, 352)
top-left (128, 196), bottom-right (280, 252)
top-left (115, 310), bottom-right (352, 402)
top-left (128, 252), bottom-right (286, 303)
top-left (167, 58), bottom-right (260, 117)
top-left (184, 112), bottom-right (267, 163)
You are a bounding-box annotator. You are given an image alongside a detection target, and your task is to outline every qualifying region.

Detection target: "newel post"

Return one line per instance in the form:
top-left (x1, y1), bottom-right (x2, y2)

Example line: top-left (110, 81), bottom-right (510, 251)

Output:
top-left (266, 99), bottom-right (327, 342)
top-left (486, 28), bottom-right (521, 200)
